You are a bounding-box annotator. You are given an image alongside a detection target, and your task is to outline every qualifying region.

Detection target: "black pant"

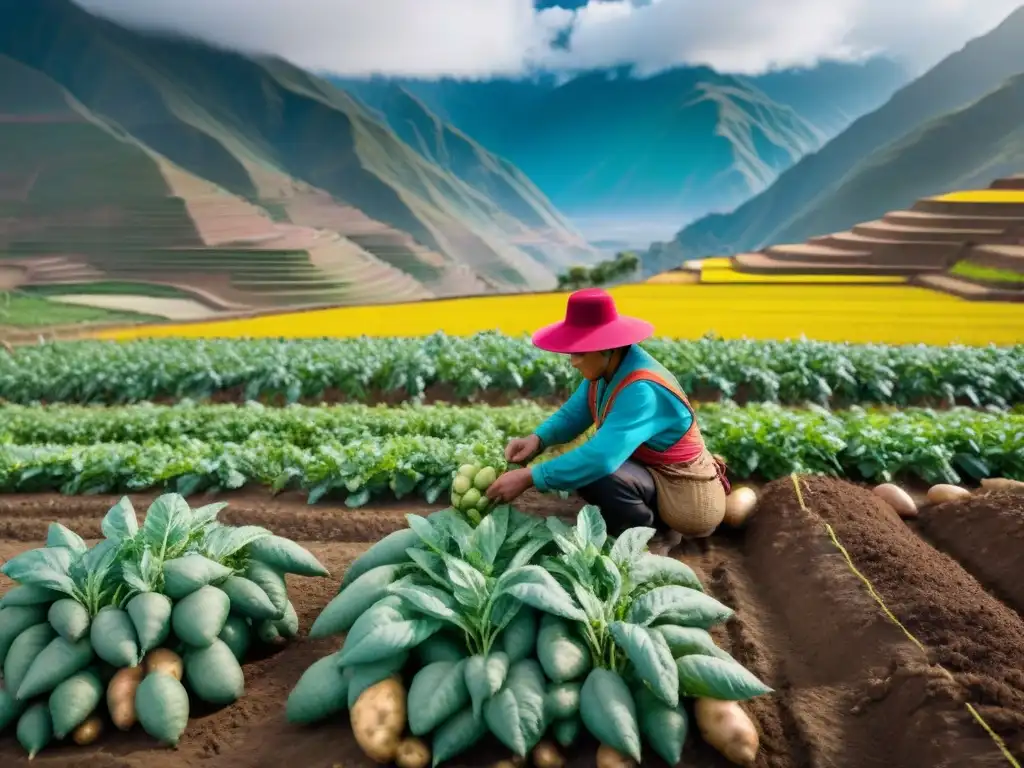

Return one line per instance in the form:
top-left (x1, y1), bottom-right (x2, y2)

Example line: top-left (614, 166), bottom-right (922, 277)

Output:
top-left (578, 460), bottom-right (665, 537)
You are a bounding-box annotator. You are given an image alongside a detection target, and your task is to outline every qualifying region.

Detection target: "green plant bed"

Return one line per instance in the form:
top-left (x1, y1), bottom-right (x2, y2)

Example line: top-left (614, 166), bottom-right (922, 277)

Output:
top-left (0, 294), bottom-right (162, 328)
top-left (19, 282), bottom-right (203, 300)
top-left (950, 259), bottom-right (1024, 284)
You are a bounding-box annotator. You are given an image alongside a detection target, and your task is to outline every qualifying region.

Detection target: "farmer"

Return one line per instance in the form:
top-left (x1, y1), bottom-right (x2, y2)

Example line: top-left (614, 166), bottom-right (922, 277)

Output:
top-left (485, 288), bottom-right (730, 554)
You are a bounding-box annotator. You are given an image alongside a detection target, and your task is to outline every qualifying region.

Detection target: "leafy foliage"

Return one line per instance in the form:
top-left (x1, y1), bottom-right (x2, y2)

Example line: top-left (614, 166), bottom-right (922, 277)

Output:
top-left (2, 333), bottom-right (1021, 407)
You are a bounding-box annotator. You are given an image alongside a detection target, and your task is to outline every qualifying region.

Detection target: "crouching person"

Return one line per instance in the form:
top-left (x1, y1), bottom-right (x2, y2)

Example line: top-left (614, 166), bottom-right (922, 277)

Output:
top-left (485, 288), bottom-right (730, 555)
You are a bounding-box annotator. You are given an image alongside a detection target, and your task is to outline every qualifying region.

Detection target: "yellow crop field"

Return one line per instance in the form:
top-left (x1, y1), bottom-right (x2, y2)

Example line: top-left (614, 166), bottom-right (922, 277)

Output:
top-left (95, 282), bottom-right (1024, 346)
top-left (697, 263), bottom-right (906, 285)
top-left (934, 190), bottom-right (1024, 203)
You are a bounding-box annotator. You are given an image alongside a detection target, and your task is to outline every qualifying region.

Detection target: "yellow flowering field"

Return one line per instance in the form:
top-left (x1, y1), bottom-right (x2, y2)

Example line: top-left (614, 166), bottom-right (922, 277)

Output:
top-left (95, 282), bottom-right (1024, 346)
top-left (933, 189), bottom-right (1024, 203)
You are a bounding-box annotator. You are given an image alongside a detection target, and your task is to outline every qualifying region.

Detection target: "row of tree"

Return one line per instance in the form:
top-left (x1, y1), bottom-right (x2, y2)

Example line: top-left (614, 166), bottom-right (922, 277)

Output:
top-left (556, 251), bottom-right (641, 290)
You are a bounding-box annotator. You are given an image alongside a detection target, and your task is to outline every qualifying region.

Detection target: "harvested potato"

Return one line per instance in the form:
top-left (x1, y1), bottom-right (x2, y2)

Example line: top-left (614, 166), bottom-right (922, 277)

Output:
top-left (926, 484), bottom-right (971, 504)
top-left (71, 715), bottom-right (104, 745)
top-left (723, 487), bottom-right (758, 528)
top-left (143, 648), bottom-right (183, 681)
top-left (107, 665), bottom-right (144, 731)
top-left (394, 736), bottom-right (430, 768)
top-left (694, 698), bottom-right (759, 766)
top-left (980, 477), bottom-right (1024, 494)
top-left (350, 675), bottom-right (406, 763)
top-left (596, 744), bottom-right (637, 768)
top-left (872, 483), bottom-right (917, 518)
top-left (532, 740), bottom-right (565, 768)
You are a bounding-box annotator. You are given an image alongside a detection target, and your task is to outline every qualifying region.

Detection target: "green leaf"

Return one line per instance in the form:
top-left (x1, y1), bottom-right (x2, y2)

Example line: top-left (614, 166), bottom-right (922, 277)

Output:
top-left (1, 548), bottom-right (76, 596)
top-left (431, 707), bottom-right (487, 767)
top-left (571, 582), bottom-right (606, 625)
top-left (483, 659), bottom-right (548, 757)
top-left (141, 494), bottom-right (192, 557)
top-left (190, 502), bottom-right (228, 527)
top-left (408, 659), bottom-right (471, 736)
top-left (499, 606), bottom-right (538, 663)
top-left (388, 580), bottom-right (467, 631)
top-left (407, 514), bottom-right (447, 552)
top-left (505, 536), bottom-right (550, 571)
top-left (464, 652), bottom-right (509, 720)
top-left (489, 594), bottom-right (523, 635)
top-left (609, 622), bottom-right (678, 706)
top-left (630, 554), bottom-right (705, 592)
top-left (470, 505), bottom-right (508, 568)
top-left (336, 615), bottom-right (444, 667)
top-left (636, 686), bottom-right (688, 765)
top-left (545, 518), bottom-right (580, 556)
top-left (676, 654), bottom-right (773, 700)
top-left (654, 625), bottom-right (735, 662)
top-left (101, 497), bottom-right (138, 542)
top-left (346, 653), bottom-right (409, 709)
top-left (497, 565), bottom-right (586, 623)
top-left (442, 554), bottom-right (488, 611)
top-left (406, 548), bottom-right (449, 589)
top-left (536, 615), bottom-right (591, 684)
top-left (45, 524), bottom-right (86, 554)
top-left (574, 505), bottom-right (607, 552)
top-left (628, 586), bottom-right (733, 628)
top-left (578, 668), bottom-right (642, 762)
top-left (203, 525), bottom-right (272, 561)
top-left (610, 527), bottom-right (656, 568)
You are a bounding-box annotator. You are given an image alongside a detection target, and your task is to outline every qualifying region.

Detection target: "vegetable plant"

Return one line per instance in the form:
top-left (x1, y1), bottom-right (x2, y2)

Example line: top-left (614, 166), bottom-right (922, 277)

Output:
top-left (449, 463), bottom-right (499, 522)
top-left (0, 493), bottom-right (327, 758)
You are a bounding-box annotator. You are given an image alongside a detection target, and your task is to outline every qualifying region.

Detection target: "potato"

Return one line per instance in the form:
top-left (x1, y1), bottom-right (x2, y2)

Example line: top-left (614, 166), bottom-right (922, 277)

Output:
top-left (107, 665), bottom-right (145, 730)
top-left (723, 487), bottom-right (758, 527)
top-left (143, 648), bottom-right (183, 681)
top-left (395, 737), bottom-right (430, 768)
top-left (980, 477), bottom-right (1024, 494)
top-left (926, 484), bottom-right (971, 504)
top-left (694, 698), bottom-right (759, 766)
top-left (72, 715), bottom-right (104, 745)
top-left (532, 740), bottom-right (565, 768)
top-left (872, 483), bottom-right (917, 518)
top-left (350, 675), bottom-right (406, 763)
top-left (596, 744), bottom-right (637, 768)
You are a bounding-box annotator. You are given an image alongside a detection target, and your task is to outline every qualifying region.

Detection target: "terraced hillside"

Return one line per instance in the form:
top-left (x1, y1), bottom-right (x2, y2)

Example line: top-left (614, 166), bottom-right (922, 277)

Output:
top-left (0, 0), bottom-right (598, 323)
top-left (729, 175), bottom-right (1024, 301)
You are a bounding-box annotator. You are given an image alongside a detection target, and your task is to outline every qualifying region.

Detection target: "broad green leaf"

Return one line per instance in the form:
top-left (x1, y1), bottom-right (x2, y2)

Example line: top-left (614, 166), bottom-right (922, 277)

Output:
top-left (465, 652), bottom-right (509, 720)
top-left (45, 524), bottom-right (86, 554)
top-left (571, 582), bottom-right (606, 625)
top-left (407, 514), bottom-right (447, 552)
top-left (610, 527), bottom-right (656, 568)
top-left (654, 625), bottom-right (735, 661)
top-left (595, 555), bottom-right (623, 605)
top-left (636, 686), bottom-right (688, 766)
top-left (579, 668), bottom-right (642, 762)
top-left (388, 581), bottom-right (468, 631)
top-left (406, 548), bottom-right (449, 589)
top-left (1, 548), bottom-right (76, 596)
top-left (337, 614), bottom-right (444, 667)
top-left (545, 518), bottom-right (580, 556)
top-left (483, 659), bottom-right (547, 757)
top-left (505, 536), bottom-right (550, 571)
top-left (190, 502), bottom-right (228, 527)
top-left (203, 525), bottom-right (272, 561)
top-left (609, 621), bottom-right (678, 706)
top-left (627, 585), bottom-right (733, 628)
top-left (408, 660), bottom-right (471, 735)
top-left (631, 554), bottom-right (705, 592)
top-left (141, 494), bottom-right (192, 557)
top-left (497, 566), bottom-right (586, 624)
top-left (536, 615), bottom-right (591, 683)
top-left (676, 654), bottom-right (773, 700)
top-left (442, 554), bottom-right (488, 610)
top-left (574, 505), bottom-right (607, 552)
top-left (432, 706), bottom-right (487, 767)
top-left (101, 496), bottom-right (138, 542)
top-left (470, 505), bottom-right (508, 568)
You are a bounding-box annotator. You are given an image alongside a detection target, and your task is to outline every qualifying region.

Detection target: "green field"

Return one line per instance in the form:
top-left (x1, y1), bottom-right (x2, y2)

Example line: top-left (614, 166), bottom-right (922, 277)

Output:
top-left (0, 293), bottom-right (161, 328)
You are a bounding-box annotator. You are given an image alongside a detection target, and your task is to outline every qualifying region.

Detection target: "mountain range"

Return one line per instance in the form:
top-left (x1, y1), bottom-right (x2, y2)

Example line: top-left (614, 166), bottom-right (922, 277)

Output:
top-left (337, 58), bottom-right (908, 242)
top-left (658, 5), bottom-right (1024, 271)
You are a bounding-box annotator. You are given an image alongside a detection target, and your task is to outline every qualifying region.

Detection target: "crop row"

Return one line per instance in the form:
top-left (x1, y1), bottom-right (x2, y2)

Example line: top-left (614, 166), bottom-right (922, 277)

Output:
top-left (1, 406), bottom-right (1020, 500)
top-left (2, 333), bottom-right (1022, 407)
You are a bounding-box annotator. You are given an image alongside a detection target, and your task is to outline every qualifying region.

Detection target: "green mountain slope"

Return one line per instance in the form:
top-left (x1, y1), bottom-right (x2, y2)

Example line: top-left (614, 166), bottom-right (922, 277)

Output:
top-left (773, 72), bottom-right (1024, 243)
top-left (664, 6), bottom-right (1024, 267)
top-left (0, 0), bottom-right (597, 296)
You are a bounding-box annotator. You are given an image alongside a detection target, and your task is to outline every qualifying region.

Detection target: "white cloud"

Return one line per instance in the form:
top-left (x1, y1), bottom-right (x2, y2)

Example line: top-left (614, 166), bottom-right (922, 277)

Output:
top-left (73, 0), bottom-right (1024, 78)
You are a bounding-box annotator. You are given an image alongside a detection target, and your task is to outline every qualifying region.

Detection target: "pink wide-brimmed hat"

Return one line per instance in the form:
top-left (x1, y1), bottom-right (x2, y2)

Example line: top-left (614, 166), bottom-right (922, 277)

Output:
top-left (532, 288), bottom-right (654, 354)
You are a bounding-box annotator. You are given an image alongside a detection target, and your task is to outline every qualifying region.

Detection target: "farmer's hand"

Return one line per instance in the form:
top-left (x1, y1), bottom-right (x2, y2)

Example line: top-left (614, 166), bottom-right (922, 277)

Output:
top-left (486, 467), bottom-right (534, 503)
top-left (505, 434), bottom-right (542, 464)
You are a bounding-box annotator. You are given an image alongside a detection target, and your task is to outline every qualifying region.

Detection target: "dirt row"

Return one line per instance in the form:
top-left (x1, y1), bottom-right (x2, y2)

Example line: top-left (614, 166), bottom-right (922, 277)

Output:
top-left (0, 480), bottom-right (1022, 767)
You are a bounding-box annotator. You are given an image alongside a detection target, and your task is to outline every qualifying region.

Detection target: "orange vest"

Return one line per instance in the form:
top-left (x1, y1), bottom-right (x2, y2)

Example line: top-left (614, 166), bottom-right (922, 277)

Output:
top-left (587, 369), bottom-right (705, 466)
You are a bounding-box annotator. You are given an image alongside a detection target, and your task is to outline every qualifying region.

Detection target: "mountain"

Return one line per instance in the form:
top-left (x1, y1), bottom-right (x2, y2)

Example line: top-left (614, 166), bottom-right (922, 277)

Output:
top-left (338, 59), bottom-right (908, 242)
top-left (0, 0), bottom-right (598, 318)
top-left (662, 6), bottom-right (1024, 269)
top-left (770, 72), bottom-right (1024, 246)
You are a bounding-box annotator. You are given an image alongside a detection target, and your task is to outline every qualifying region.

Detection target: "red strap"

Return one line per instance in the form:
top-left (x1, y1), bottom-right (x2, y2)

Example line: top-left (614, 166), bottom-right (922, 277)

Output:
top-left (592, 369), bottom-right (693, 427)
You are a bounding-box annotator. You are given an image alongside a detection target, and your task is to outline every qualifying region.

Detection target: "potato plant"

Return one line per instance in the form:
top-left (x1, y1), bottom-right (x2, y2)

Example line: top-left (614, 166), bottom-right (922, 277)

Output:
top-left (0, 493), bottom-right (327, 757)
top-left (288, 504), bottom-right (771, 765)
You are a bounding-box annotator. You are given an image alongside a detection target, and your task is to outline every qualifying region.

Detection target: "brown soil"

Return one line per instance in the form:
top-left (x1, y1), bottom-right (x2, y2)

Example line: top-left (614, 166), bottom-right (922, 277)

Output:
top-left (1, 480), bottom-right (1022, 767)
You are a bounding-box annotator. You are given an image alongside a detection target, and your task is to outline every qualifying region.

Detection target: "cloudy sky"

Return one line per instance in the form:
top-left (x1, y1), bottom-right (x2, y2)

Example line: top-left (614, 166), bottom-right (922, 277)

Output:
top-left (74, 0), bottom-right (1024, 78)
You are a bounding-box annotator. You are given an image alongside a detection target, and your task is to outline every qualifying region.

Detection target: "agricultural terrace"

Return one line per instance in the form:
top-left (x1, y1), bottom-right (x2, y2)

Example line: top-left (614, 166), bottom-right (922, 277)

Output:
top-left (1, 332), bottom-right (1023, 768)
top-left (91, 282), bottom-right (1024, 346)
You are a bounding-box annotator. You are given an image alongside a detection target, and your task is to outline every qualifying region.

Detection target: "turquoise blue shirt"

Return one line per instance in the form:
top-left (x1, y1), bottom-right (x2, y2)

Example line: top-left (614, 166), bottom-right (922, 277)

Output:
top-left (530, 346), bottom-right (694, 492)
